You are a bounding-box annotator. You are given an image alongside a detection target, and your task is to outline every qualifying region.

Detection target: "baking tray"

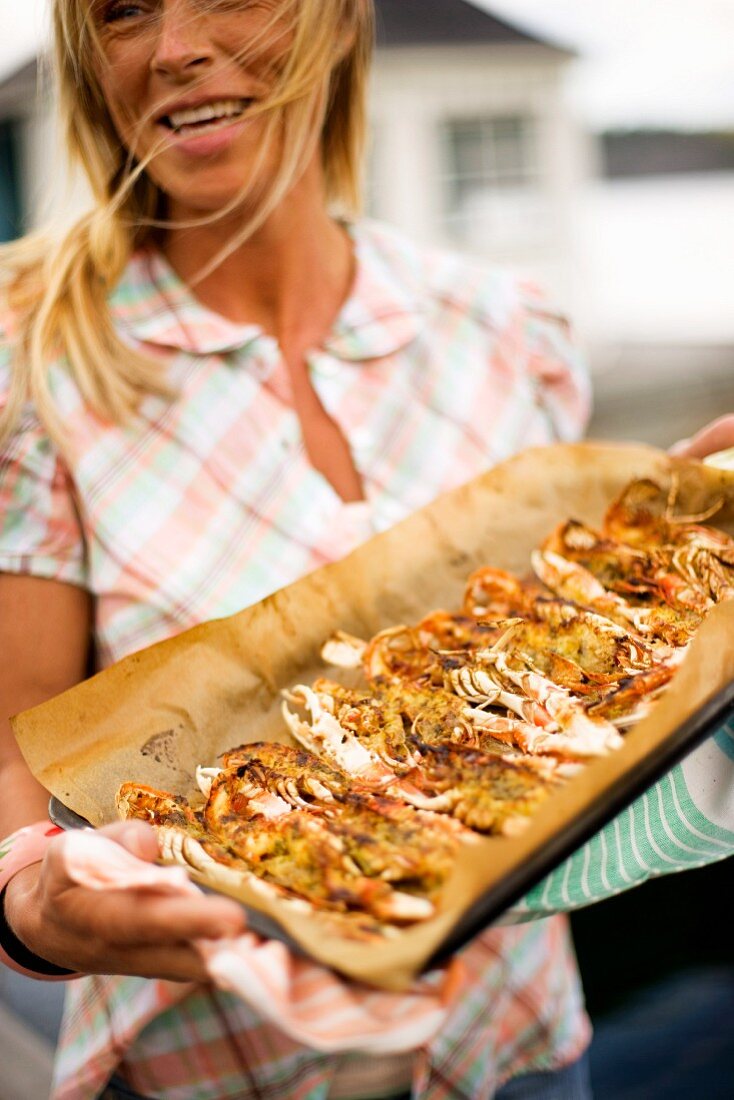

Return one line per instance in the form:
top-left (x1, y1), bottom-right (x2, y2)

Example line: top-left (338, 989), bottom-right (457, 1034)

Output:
top-left (48, 674), bottom-right (734, 970)
top-left (15, 444), bottom-right (734, 990)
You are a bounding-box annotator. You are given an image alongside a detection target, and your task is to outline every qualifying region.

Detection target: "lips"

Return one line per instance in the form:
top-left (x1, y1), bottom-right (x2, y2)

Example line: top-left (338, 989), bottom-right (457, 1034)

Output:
top-left (158, 97), bottom-right (254, 135)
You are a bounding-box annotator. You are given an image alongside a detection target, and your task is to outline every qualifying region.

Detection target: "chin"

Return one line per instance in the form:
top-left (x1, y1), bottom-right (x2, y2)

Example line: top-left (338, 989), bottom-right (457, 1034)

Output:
top-left (155, 148), bottom-right (279, 214)
top-left (156, 172), bottom-right (266, 222)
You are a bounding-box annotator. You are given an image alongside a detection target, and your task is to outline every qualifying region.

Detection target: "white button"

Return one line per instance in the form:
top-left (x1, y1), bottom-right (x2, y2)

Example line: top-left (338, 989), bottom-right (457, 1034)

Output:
top-left (252, 358), bottom-right (274, 380)
top-left (249, 336), bottom-right (279, 379)
top-left (312, 357), bottom-right (340, 379)
top-left (259, 336), bottom-right (279, 356)
top-left (351, 427), bottom-right (372, 451)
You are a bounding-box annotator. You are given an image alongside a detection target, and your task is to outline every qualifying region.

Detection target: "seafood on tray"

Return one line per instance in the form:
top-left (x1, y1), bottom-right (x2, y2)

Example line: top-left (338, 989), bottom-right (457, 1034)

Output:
top-left (117, 749), bottom-right (463, 930)
top-left (117, 477), bottom-right (734, 930)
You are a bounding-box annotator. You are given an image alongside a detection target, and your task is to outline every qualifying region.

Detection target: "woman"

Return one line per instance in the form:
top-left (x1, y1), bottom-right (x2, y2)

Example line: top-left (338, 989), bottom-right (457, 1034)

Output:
top-left (0, 3), bottom-right (732, 1098)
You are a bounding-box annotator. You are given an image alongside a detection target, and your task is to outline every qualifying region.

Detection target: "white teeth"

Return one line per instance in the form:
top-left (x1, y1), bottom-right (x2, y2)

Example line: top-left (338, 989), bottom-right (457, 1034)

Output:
top-left (167, 99), bottom-right (247, 131)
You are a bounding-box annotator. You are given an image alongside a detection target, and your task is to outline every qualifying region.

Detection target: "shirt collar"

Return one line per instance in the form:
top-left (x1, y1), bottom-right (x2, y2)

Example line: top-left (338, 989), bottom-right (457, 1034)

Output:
top-left (109, 221), bottom-right (426, 362)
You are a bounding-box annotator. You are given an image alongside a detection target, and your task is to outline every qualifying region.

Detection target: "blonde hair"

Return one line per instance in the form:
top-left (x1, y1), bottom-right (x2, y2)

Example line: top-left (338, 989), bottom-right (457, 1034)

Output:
top-left (0, 0), bottom-right (374, 445)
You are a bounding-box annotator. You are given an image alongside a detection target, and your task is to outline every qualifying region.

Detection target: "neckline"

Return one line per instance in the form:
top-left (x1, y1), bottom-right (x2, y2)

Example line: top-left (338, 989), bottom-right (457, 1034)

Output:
top-left (114, 221), bottom-right (427, 361)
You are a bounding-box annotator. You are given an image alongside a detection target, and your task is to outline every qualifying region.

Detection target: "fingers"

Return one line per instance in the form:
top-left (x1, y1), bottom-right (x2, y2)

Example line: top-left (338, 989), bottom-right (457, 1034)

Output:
top-left (97, 819), bottom-right (161, 862)
top-left (63, 888), bottom-right (247, 947)
top-left (113, 942), bottom-right (210, 983)
top-left (66, 824), bottom-right (248, 941)
top-left (670, 415), bottom-right (734, 459)
top-left (13, 827), bottom-right (249, 979)
top-left (64, 939), bottom-right (209, 983)
top-left (26, 883), bottom-right (245, 977)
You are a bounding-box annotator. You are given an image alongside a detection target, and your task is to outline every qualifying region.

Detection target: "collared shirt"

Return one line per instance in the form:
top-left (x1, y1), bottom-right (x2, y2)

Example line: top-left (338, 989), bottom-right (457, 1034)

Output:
top-left (0, 221), bottom-right (592, 1099)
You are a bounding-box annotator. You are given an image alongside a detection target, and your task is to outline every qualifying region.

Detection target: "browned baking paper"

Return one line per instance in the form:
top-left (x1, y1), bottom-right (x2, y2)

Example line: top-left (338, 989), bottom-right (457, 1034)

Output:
top-left (12, 443), bottom-right (734, 990)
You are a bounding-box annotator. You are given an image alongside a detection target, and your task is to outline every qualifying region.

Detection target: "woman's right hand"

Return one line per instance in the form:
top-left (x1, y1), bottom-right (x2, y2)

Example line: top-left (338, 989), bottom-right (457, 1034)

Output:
top-left (2, 576), bottom-right (245, 983)
top-left (3, 820), bottom-right (247, 983)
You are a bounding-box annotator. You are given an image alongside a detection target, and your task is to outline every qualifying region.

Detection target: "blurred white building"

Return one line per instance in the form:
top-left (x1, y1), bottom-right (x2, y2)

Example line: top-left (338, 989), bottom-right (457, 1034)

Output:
top-left (370, 0), bottom-right (587, 312)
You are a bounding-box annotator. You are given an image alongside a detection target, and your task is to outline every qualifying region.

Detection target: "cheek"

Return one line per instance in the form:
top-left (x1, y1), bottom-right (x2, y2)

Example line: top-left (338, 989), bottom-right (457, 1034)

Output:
top-left (218, 12), bottom-right (293, 78)
top-left (95, 52), bottom-right (152, 141)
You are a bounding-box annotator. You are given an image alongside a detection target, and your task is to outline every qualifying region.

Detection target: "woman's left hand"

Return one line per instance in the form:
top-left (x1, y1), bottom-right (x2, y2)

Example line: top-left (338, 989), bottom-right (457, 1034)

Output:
top-left (669, 415), bottom-right (734, 459)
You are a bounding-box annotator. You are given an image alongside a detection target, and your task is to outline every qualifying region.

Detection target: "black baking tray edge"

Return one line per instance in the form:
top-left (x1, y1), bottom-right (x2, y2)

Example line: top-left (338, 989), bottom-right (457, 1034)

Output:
top-left (429, 678), bottom-right (734, 967)
top-left (49, 678), bottom-right (734, 972)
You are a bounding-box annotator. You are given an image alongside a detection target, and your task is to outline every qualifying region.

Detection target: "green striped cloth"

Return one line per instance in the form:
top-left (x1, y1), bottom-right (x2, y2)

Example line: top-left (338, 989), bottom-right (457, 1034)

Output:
top-left (516, 719), bottom-right (734, 917)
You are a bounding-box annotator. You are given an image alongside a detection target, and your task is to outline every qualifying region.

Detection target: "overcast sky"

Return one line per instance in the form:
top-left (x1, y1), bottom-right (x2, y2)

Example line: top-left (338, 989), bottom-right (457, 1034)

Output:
top-left (1, 0), bottom-right (733, 130)
top-left (0, 0), bottom-right (46, 84)
top-left (483, 0), bottom-right (734, 129)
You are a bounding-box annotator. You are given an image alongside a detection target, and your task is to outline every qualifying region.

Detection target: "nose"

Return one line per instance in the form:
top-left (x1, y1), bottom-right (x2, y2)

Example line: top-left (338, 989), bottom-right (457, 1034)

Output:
top-left (151, 0), bottom-right (213, 79)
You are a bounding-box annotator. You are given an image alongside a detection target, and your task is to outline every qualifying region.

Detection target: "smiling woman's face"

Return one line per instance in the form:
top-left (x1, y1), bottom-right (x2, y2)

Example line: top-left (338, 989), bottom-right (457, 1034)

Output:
top-left (93, 0), bottom-right (295, 216)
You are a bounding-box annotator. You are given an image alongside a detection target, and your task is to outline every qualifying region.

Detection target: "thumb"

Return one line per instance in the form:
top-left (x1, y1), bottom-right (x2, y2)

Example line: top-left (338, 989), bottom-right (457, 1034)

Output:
top-left (97, 820), bottom-right (161, 863)
top-left (670, 415), bottom-right (734, 460)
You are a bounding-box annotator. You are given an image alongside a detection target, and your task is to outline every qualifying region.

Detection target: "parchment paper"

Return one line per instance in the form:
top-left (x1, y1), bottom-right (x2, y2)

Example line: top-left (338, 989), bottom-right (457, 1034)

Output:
top-left (12, 443), bottom-right (734, 990)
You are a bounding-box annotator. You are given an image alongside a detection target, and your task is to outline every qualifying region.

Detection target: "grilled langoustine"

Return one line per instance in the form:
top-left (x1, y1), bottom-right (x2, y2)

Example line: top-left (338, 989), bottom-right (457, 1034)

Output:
top-left (221, 740), bottom-right (466, 835)
top-left (116, 782), bottom-right (272, 895)
top-left (398, 741), bottom-right (558, 835)
top-left (202, 767), bottom-right (439, 923)
top-left (604, 478), bottom-right (734, 609)
top-left (211, 747), bottom-right (462, 884)
top-left (536, 517), bottom-right (705, 643)
top-left (462, 567), bottom-right (547, 620)
top-left (445, 645), bottom-right (624, 759)
top-left (117, 770), bottom-right (444, 925)
top-left (476, 605), bottom-right (676, 729)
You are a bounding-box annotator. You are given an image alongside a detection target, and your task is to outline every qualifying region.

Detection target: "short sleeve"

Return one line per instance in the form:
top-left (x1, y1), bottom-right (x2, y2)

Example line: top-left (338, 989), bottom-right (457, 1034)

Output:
top-left (519, 282), bottom-right (592, 444)
top-left (0, 342), bottom-right (88, 587)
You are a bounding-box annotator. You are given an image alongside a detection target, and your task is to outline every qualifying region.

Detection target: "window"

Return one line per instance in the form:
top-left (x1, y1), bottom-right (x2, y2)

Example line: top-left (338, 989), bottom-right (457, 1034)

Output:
top-left (0, 120), bottom-right (22, 243)
top-left (441, 115), bottom-right (542, 249)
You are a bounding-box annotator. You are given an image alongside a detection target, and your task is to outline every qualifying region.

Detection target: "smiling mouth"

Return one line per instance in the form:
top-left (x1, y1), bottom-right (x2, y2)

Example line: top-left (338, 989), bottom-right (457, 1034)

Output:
top-left (159, 98), bottom-right (254, 136)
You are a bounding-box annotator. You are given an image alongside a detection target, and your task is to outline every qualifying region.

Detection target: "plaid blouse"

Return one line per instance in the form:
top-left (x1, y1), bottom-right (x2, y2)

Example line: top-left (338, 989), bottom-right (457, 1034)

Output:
top-left (3, 220), bottom-right (730, 1100)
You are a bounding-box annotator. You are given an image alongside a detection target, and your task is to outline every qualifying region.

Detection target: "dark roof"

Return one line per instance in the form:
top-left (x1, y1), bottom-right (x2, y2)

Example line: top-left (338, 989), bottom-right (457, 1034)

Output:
top-left (602, 129), bottom-right (734, 179)
top-left (0, 60), bottom-right (37, 113)
top-left (375, 0), bottom-right (568, 52)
